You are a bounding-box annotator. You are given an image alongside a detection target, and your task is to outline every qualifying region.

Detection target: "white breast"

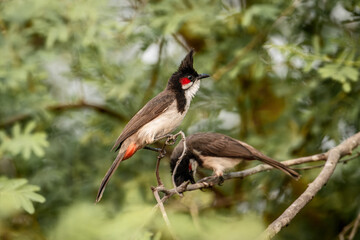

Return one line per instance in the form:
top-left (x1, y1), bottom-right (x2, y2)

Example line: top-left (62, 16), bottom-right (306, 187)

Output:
top-left (193, 150), bottom-right (242, 177)
top-left (136, 81), bottom-right (200, 146)
top-left (136, 101), bottom-right (188, 145)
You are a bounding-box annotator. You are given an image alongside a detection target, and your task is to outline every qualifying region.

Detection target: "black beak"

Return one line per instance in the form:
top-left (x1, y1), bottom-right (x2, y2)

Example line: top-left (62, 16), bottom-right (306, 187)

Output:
top-left (196, 73), bottom-right (210, 80)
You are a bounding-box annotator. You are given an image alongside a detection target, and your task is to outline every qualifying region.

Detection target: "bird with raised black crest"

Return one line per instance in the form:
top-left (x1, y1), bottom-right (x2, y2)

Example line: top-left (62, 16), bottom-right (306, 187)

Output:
top-left (96, 50), bottom-right (209, 202)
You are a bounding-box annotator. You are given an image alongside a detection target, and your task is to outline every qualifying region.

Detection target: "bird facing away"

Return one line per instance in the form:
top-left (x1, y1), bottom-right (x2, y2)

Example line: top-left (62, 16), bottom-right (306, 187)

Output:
top-left (170, 132), bottom-right (300, 186)
top-left (96, 50), bottom-right (210, 202)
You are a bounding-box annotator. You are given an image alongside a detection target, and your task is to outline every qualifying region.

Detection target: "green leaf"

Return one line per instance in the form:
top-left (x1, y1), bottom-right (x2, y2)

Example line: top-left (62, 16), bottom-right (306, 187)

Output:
top-left (24, 121), bottom-right (36, 134)
top-left (318, 63), bottom-right (358, 92)
top-left (0, 121), bottom-right (49, 159)
top-left (242, 4), bottom-right (280, 27)
top-left (318, 64), bottom-right (359, 82)
top-left (0, 177), bottom-right (45, 215)
top-left (344, 66), bottom-right (359, 82)
top-left (343, 82), bottom-right (351, 92)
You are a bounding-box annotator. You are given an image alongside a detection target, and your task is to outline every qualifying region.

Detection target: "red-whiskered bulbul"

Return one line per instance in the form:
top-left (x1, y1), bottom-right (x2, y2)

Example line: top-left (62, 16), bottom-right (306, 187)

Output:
top-left (96, 50), bottom-right (209, 202)
top-left (170, 132), bottom-right (300, 186)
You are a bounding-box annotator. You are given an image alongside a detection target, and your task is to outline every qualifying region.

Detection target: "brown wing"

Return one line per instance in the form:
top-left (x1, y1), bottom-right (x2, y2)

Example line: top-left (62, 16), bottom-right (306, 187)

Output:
top-left (187, 132), bottom-right (259, 160)
top-left (187, 132), bottom-right (300, 179)
top-left (112, 90), bottom-right (175, 151)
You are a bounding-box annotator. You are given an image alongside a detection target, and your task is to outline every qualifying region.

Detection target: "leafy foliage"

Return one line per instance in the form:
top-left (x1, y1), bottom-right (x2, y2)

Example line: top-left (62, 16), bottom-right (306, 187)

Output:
top-left (242, 4), bottom-right (280, 27)
top-left (318, 64), bottom-right (358, 92)
top-left (0, 122), bottom-right (49, 159)
top-left (0, 0), bottom-right (359, 239)
top-left (49, 202), bottom-right (263, 240)
top-left (0, 177), bottom-right (45, 215)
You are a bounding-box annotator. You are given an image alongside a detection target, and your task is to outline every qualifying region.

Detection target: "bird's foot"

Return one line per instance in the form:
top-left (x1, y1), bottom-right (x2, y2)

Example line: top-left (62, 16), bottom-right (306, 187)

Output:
top-left (153, 134), bottom-right (179, 145)
top-left (196, 177), bottom-right (214, 189)
top-left (217, 176), bottom-right (225, 186)
top-left (165, 135), bottom-right (178, 145)
top-left (201, 182), bottom-right (211, 188)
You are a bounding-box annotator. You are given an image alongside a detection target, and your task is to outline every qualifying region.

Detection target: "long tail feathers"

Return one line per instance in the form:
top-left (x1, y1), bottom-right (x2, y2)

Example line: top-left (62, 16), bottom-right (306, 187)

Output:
top-left (260, 157), bottom-right (300, 180)
top-left (95, 151), bottom-right (125, 203)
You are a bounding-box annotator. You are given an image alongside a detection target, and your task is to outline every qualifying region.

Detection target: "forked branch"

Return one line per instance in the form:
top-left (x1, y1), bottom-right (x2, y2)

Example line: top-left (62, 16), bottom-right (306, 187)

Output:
top-left (151, 131), bottom-right (187, 238)
top-left (150, 132), bottom-right (360, 240)
top-left (263, 132), bottom-right (360, 239)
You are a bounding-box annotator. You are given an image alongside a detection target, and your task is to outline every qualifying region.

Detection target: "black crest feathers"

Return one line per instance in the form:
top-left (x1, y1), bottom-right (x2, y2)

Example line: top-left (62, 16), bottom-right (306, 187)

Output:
top-left (167, 49), bottom-right (198, 90)
top-left (178, 49), bottom-right (194, 73)
top-left (165, 49), bottom-right (198, 113)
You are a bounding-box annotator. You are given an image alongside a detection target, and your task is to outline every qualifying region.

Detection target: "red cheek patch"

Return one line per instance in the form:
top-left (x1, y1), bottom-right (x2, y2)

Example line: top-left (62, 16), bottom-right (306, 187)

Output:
top-left (180, 77), bottom-right (191, 85)
top-left (189, 163), bottom-right (192, 171)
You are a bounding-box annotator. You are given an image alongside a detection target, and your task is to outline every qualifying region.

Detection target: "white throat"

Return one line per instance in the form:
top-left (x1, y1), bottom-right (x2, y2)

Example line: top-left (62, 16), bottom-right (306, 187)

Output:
top-left (190, 159), bottom-right (198, 177)
top-left (185, 80), bottom-right (200, 102)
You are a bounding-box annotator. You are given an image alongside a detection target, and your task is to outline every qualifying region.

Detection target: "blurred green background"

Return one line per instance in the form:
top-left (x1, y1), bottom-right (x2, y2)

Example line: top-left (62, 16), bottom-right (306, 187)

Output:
top-left (0, 0), bottom-right (360, 239)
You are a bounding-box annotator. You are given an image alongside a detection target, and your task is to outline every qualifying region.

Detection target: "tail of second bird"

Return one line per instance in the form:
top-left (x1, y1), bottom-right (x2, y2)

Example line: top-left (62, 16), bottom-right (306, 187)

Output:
top-left (258, 156), bottom-right (300, 180)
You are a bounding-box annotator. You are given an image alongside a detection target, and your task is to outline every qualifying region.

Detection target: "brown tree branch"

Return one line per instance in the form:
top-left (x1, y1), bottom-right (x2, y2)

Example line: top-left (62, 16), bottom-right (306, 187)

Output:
top-left (153, 148), bottom-right (359, 200)
top-left (152, 152), bottom-right (328, 197)
top-left (0, 101), bottom-right (127, 128)
top-left (339, 213), bottom-right (360, 240)
top-left (172, 34), bottom-right (191, 52)
top-left (263, 132), bottom-right (360, 239)
top-left (152, 186), bottom-right (171, 227)
top-left (348, 214), bottom-right (360, 240)
top-left (293, 152), bottom-right (360, 170)
top-left (155, 147), bottom-right (167, 186)
top-left (151, 131), bottom-right (188, 234)
top-left (170, 131), bottom-right (187, 195)
top-left (151, 186), bottom-right (179, 240)
top-left (150, 132), bottom-right (360, 240)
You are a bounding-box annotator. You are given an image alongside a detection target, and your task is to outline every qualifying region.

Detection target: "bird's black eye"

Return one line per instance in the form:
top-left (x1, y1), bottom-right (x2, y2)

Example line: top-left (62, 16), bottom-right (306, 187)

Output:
top-left (187, 75), bottom-right (194, 81)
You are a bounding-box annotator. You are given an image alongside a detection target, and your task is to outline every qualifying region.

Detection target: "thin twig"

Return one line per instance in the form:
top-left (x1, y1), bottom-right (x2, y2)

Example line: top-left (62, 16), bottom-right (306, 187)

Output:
top-left (349, 213), bottom-right (360, 240)
top-left (170, 131), bottom-right (187, 195)
top-left (153, 150), bottom-right (360, 197)
top-left (152, 131), bottom-right (187, 192)
top-left (198, 152), bottom-right (328, 184)
top-left (152, 187), bottom-right (171, 227)
top-left (151, 132), bottom-right (360, 239)
top-left (151, 131), bottom-right (188, 231)
top-left (263, 132), bottom-right (360, 239)
top-left (339, 222), bottom-right (353, 240)
top-left (155, 181), bottom-right (190, 205)
top-left (151, 135), bottom-right (359, 212)
top-left (338, 213), bottom-right (360, 240)
top-left (155, 143), bottom-right (167, 186)
top-left (151, 187), bottom-right (179, 240)
top-left (155, 156), bottom-right (164, 186)
top-left (172, 34), bottom-right (191, 51)
top-left (0, 101), bottom-right (127, 128)
top-left (293, 152), bottom-right (360, 170)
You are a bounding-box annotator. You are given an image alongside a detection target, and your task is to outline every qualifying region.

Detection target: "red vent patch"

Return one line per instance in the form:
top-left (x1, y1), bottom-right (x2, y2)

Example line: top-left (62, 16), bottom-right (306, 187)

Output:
top-left (123, 143), bottom-right (137, 160)
top-left (180, 77), bottom-right (191, 85)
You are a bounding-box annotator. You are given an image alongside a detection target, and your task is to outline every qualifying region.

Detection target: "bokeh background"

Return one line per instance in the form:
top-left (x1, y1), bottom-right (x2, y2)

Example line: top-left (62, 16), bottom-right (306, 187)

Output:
top-left (0, 0), bottom-right (359, 239)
